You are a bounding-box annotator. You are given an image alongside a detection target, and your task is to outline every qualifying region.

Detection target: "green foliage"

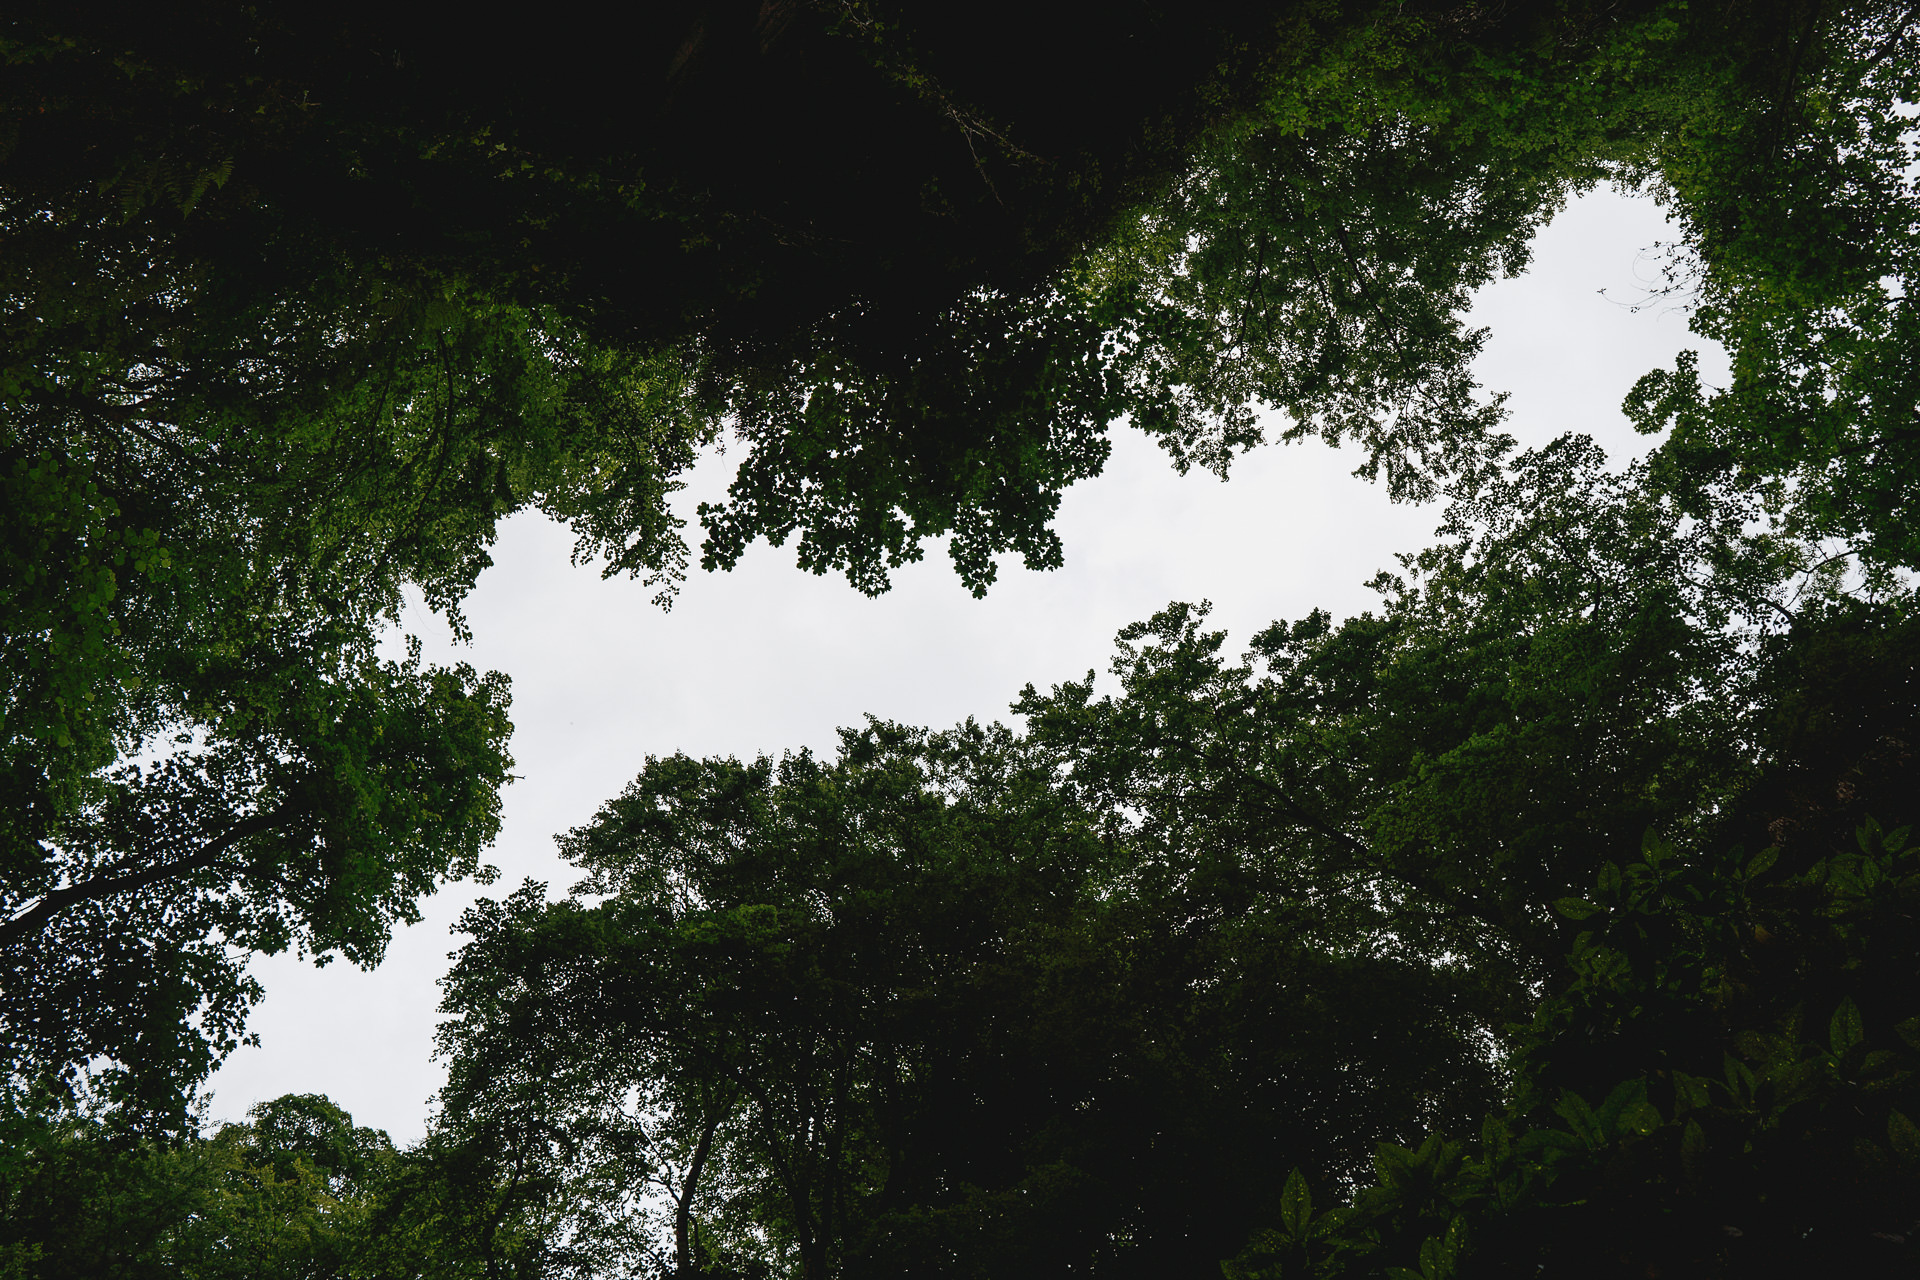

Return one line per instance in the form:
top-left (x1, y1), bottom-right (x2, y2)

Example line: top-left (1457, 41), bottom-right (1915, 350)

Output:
top-left (0, 1091), bottom-right (396, 1280)
top-left (694, 0), bottom-right (1903, 591)
top-left (13, 0), bottom-right (1893, 598)
top-left (1224, 607), bottom-right (1920, 1277)
top-left (0, 620), bottom-right (515, 1123)
top-left (1621, 3), bottom-right (1920, 575)
top-left (433, 711), bottom-right (1501, 1278)
top-left (5, 0), bottom-right (1920, 1267)
top-left (1, 124), bottom-right (707, 1117)
top-left (430, 413), bottom-right (1914, 1275)
top-left (435, 366), bottom-right (1920, 1274)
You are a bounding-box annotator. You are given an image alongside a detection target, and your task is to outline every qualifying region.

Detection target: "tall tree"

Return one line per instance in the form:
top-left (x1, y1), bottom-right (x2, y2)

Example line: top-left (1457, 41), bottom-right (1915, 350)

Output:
top-left (1227, 615), bottom-right (1920, 1280)
top-left (1, 232), bottom-right (706, 1120)
top-left (435, 719), bottom-right (1500, 1278)
top-left (433, 404), bottom-right (1917, 1275)
top-left (7, 0), bottom-right (1914, 1133)
top-left (0, 1090), bottom-right (397, 1279)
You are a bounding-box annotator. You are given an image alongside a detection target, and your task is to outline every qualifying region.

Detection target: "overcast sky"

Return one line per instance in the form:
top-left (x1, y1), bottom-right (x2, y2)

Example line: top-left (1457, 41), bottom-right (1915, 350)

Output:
top-left (204, 183), bottom-right (1729, 1145)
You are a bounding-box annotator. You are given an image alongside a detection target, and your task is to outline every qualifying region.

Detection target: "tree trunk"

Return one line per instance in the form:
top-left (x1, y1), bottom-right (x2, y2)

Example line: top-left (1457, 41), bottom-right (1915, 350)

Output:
top-left (675, 1102), bottom-right (726, 1277)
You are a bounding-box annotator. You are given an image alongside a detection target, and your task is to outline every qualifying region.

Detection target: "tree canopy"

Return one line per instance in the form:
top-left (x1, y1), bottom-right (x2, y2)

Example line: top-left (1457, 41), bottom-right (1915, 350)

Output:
top-left (3, 0), bottom-right (1919, 1273)
top-left (422, 431), bottom-right (1920, 1277)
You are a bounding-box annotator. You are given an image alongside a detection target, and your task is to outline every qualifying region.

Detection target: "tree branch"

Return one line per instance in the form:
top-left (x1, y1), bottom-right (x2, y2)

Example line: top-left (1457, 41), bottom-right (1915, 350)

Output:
top-left (675, 1096), bottom-right (730, 1277)
top-left (1236, 768), bottom-right (1372, 860)
top-left (0, 805), bottom-right (297, 949)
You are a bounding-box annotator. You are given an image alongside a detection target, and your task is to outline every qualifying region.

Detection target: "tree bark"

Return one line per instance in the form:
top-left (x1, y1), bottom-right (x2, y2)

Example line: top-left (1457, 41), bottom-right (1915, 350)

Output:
top-left (0, 806), bottom-right (292, 949)
top-left (675, 1100), bottom-right (727, 1277)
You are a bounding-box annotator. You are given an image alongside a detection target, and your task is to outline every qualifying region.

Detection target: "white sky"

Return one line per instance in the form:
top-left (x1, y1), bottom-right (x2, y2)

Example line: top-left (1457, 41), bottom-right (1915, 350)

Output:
top-left (204, 183), bottom-right (1729, 1144)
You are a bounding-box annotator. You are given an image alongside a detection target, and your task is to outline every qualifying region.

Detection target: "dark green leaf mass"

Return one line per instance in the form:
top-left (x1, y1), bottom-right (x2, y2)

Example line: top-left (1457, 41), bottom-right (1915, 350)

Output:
top-left (5, 1), bottom-right (1920, 1274)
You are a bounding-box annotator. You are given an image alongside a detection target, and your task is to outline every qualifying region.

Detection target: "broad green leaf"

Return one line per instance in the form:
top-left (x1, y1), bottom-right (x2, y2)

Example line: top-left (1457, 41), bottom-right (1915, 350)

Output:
top-left (1373, 1143), bottom-right (1416, 1189)
top-left (1681, 1118), bottom-right (1708, 1167)
top-left (1724, 1054), bottom-right (1758, 1101)
top-left (1831, 997), bottom-right (1865, 1058)
top-left (1518, 1128), bottom-right (1586, 1156)
top-left (1642, 829), bottom-right (1684, 871)
top-left (1618, 1100), bottom-right (1664, 1138)
top-left (1889, 1110), bottom-right (1920, 1162)
top-left (1553, 897), bottom-right (1603, 920)
top-left (1280, 1167), bottom-right (1311, 1238)
top-left (1552, 1090), bottom-right (1604, 1149)
top-left (1772, 1055), bottom-right (1823, 1105)
top-left (1480, 1113), bottom-right (1512, 1163)
top-left (1598, 1077), bottom-right (1649, 1135)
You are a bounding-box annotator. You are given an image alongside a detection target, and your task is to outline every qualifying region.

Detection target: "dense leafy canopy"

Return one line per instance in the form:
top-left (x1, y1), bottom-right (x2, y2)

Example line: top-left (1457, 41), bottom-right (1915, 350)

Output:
top-left (433, 707), bottom-right (1499, 1278)
top-left (4, 0), bottom-right (1920, 1274)
top-left (423, 431), bottom-right (1919, 1277)
top-left (0, 1091), bottom-right (395, 1279)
